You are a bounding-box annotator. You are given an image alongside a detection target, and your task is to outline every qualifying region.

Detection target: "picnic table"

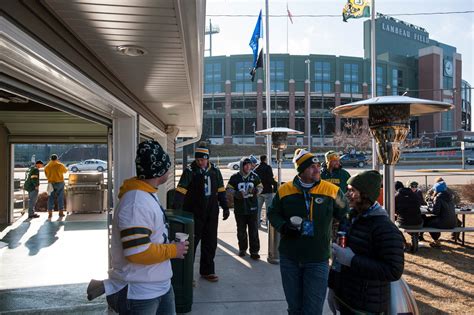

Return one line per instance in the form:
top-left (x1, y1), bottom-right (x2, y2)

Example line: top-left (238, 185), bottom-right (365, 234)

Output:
top-left (399, 205), bottom-right (474, 252)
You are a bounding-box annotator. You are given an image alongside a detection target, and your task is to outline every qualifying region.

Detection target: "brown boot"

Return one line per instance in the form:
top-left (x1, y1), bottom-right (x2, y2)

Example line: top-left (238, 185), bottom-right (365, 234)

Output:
top-left (59, 210), bottom-right (65, 217)
top-left (48, 211), bottom-right (53, 219)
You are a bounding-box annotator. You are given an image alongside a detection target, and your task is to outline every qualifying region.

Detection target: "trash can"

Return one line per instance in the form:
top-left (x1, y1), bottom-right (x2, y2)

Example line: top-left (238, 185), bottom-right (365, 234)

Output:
top-left (166, 210), bottom-right (194, 314)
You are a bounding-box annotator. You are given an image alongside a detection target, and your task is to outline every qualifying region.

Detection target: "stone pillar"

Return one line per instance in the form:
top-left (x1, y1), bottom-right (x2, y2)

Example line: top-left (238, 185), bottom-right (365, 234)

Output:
top-left (256, 79), bottom-right (265, 144)
top-left (335, 80), bottom-right (341, 134)
top-left (224, 80), bottom-right (232, 144)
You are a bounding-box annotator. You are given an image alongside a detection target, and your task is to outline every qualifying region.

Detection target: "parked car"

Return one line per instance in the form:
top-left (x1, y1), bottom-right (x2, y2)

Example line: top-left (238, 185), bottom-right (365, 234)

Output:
top-left (340, 153), bottom-right (368, 168)
top-left (68, 159), bottom-right (107, 172)
top-left (227, 157), bottom-right (260, 170)
top-left (467, 157), bottom-right (474, 165)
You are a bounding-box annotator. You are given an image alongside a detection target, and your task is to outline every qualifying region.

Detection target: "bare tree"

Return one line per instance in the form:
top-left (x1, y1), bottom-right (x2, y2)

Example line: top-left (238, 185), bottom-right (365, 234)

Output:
top-left (333, 121), bottom-right (372, 153)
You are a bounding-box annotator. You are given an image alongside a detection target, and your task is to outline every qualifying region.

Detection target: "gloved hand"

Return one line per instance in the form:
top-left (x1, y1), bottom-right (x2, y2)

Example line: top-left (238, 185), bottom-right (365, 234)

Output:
top-left (222, 208), bottom-right (230, 220)
top-left (331, 243), bottom-right (355, 267)
top-left (280, 223), bottom-right (301, 238)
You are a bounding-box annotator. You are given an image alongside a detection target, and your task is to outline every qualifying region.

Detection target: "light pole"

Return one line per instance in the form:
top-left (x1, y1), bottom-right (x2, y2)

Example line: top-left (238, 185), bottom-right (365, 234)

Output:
top-left (255, 127), bottom-right (303, 264)
top-left (305, 59), bottom-right (311, 152)
top-left (205, 19), bottom-right (220, 57)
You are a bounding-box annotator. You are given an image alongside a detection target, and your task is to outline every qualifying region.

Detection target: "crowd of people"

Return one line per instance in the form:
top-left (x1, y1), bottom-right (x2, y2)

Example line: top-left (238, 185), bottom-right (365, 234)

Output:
top-left (23, 143), bottom-right (463, 314)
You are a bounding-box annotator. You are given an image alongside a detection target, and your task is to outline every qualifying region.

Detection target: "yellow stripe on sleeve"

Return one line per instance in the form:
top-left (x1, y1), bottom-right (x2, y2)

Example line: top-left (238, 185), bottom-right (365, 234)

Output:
top-left (218, 187), bottom-right (226, 192)
top-left (176, 186), bottom-right (188, 195)
top-left (126, 243), bottom-right (178, 265)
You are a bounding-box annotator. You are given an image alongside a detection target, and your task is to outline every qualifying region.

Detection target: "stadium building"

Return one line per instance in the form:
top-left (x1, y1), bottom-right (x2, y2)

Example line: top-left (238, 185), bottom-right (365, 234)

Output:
top-left (202, 14), bottom-right (472, 147)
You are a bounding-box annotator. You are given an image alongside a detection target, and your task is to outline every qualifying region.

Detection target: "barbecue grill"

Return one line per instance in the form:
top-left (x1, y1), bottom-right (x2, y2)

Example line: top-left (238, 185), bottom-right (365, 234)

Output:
top-left (66, 172), bottom-right (106, 213)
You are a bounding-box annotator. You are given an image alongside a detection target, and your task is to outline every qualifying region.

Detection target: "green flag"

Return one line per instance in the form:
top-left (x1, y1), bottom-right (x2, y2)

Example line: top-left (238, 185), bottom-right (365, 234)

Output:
top-left (342, 0), bottom-right (370, 22)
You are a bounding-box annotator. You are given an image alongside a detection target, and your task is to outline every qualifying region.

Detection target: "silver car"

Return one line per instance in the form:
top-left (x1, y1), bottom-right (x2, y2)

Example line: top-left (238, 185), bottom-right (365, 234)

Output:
top-left (68, 159), bottom-right (107, 172)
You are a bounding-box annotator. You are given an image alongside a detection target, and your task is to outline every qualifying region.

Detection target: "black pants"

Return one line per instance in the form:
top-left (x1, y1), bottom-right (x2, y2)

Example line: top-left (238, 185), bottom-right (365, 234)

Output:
top-left (194, 210), bottom-right (219, 276)
top-left (235, 212), bottom-right (260, 254)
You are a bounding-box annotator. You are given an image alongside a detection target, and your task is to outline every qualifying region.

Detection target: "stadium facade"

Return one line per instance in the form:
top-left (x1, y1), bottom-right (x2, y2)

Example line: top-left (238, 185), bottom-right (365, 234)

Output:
top-left (203, 14), bottom-right (472, 146)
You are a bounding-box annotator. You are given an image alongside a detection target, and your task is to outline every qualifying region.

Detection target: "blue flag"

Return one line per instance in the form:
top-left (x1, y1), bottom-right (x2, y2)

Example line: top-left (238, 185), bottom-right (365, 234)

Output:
top-left (249, 10), bottom-right (263, 70)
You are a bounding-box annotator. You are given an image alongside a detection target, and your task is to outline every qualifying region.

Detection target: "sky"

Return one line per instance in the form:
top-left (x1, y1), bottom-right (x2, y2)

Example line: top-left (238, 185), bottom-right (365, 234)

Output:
top-left (206, 0), bottom-right (474, 85)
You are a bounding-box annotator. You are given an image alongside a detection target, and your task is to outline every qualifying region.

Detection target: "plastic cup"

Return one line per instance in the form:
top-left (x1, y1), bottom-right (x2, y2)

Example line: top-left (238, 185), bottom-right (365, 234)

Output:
top-left (290, 216), bottom-right (303, 229)
top-left (175, 232), bottom-right (189, 243)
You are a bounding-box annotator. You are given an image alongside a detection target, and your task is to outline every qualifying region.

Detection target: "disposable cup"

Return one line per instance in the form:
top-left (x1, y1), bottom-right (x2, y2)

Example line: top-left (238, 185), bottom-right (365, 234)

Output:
top-left (175, 232), bottom-right (189, 243)
top-left (290, 216), bottom-right (303, 228)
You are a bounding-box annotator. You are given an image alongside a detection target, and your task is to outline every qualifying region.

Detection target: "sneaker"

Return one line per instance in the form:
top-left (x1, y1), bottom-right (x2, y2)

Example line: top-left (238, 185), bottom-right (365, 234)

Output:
top-left (87, 279), bottom-right (105, 301)
top-left (250, 253), bottom-right (260, 260)
top-left (59, 210), bottom-right (65, 217)
top-left (238, 250), bottom-right (246, 257)
top-left (48, 211), bottom-right (53, 219)
top-left (28, 214), bottom-right (40, 219)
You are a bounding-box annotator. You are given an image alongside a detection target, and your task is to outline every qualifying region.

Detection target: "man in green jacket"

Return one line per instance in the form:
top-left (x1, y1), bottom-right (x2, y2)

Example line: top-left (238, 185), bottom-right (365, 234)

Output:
top-left (226, 157), bottom-right (263, 260)
top-left (268, 149), bottom-right (348, 315)
top-left (321, 150), bottom-right (351, 193)
top-left (24, 160), bottom-right (44, 219)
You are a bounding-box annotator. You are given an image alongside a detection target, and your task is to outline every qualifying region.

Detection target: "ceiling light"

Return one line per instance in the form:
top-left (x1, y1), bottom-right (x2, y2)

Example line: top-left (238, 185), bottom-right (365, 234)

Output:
top-left (116, 45), bottom-right (148, 57)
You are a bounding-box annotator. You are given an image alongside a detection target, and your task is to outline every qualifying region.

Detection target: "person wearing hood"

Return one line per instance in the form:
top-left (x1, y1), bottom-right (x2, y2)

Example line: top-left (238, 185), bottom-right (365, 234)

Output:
top-left (102, 140), bottom-right (189, 314)
top-left (423, 181), bottom-right (457, 247)
top-left (226, 157), bottom-right (263, 259)
top-left (173, 143), bottom-right (229, 282)
top-left (321, 151), bottom-right (351, 194)
top-left (268, 149), bottom-right (348, 315)
top-left (329, 170), bottom-right (404, 314)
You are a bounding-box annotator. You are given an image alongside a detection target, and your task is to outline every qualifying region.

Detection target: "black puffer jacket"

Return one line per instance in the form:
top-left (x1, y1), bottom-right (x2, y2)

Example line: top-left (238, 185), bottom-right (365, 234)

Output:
top-left (330, 204), bottom-right (404, 313)
top-left (431, 191), bottom-right (457, 228)
top-left (395, 188), bottom-right (423, 226)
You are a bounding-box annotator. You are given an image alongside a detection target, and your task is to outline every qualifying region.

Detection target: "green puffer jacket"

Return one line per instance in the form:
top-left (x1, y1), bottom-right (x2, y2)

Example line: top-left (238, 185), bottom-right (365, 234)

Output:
top-left (268, 176), bottom-right (349, 263)
top-left (320, 166), bottom-right (351, 193)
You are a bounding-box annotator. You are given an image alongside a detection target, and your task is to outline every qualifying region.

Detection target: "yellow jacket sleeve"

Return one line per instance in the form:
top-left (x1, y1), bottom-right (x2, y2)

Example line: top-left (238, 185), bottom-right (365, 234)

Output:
top-left (126, 243), bottom-right (177, 265)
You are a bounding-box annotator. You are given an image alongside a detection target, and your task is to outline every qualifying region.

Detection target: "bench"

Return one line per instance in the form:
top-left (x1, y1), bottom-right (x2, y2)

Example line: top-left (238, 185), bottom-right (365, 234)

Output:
top-left (399, 227), bottom-right (474, 252)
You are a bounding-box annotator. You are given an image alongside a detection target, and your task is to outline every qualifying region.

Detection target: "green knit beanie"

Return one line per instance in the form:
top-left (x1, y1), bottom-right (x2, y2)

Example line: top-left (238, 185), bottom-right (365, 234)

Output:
top-left (347, 170), bottom-right (382, 203)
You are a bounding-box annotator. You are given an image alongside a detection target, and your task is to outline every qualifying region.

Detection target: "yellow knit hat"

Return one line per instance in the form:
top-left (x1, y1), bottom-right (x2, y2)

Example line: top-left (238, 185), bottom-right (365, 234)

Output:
top-left (293, 149), bottom-right (319, 174)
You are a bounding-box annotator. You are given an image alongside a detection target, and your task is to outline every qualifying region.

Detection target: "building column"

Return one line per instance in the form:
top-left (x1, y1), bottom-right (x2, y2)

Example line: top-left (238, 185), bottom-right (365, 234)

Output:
top-left (288, 79), bottom-right (296, 145)
top-left (0, 124), bottom-right (10, 224)
top-left (224, 80), bottom-right (232, 144)
top-left (113, 115), bottom-right (137, 202)
top-left (453, 53), bottom-right (462, 130)
top-left (362, 82), bottom-right (369, 127)
top-left (386, 85), bottom-right (392, 97)
top-left (418, 46), bottom-right (443, 134)
top-left (304, 79), bottom-right (310, 146)
top-left (256, 79), bottom-right (264, 144)
top-left (335, 80), bottom-right (341, 134)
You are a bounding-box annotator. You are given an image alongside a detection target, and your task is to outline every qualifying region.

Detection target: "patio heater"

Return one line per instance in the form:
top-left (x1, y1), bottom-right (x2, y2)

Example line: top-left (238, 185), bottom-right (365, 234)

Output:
top-left (255, 127), bottom-right (303, 264)
top-left (333, 95), bottom-right (453, 315)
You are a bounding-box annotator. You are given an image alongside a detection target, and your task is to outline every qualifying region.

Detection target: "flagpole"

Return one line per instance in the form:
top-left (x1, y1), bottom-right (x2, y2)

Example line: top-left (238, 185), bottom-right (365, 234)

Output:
top-left (371, 0), bottom-right (379, 172)
top-left (286, 2), bottom-right (289, 53)
top-left (265, 0), bottom-right (272, 164)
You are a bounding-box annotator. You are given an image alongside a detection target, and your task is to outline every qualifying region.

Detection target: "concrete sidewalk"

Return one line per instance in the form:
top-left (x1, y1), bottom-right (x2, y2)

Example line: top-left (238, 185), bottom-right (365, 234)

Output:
top-left (0, 211), bottom-right (331, 314)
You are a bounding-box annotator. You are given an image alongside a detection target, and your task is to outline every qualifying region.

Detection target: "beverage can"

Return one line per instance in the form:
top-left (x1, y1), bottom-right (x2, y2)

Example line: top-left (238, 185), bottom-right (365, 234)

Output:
top-left (337, 231), bottom-right (347, 248)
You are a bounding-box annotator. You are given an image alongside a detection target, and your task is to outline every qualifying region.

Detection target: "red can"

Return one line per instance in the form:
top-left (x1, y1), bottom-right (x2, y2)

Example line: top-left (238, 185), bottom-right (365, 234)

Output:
top-left (337, 231), bottom-right (347, 248)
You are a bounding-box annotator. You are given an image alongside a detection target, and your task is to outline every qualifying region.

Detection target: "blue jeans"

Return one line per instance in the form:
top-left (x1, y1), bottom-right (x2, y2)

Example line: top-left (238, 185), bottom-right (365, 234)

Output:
top-left (108, 286), bottom-right (176, 315)
top-left (280, 255), bottom-right (329, 315)
top-left (257, 193), bottom-right (274, 225)
top-left (47, 182), bottom-right (65, 211)
top-left (28, 189), bottom-right (39, 216)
